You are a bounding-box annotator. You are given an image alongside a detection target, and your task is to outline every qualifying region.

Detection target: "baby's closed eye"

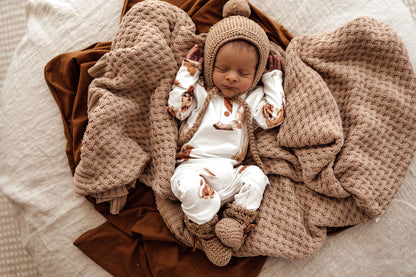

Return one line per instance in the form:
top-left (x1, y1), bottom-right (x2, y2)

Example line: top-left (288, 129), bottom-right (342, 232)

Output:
top-left (239, 71), bottom-right (254, 77)
top-left (214, 66), bottom-right (227, 72)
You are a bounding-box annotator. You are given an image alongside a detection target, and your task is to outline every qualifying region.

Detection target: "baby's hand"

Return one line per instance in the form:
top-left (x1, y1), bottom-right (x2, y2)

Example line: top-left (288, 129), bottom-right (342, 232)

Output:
top-left (186, 44), bottom-right (204, 64)
top-left (264, 54), bottom-right (281, 73)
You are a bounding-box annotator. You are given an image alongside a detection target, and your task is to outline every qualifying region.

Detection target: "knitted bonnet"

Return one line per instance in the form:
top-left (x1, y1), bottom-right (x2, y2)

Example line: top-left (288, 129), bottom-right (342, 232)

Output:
top-left (204, 0), bottom-right (270, 92)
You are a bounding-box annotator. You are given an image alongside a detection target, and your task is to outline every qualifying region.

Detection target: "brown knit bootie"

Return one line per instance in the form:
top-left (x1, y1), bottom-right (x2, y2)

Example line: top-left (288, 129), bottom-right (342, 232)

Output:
top-left (215, 203), bottom-right (258, 251)
top-left (185, 215), bottom-right (232, 267)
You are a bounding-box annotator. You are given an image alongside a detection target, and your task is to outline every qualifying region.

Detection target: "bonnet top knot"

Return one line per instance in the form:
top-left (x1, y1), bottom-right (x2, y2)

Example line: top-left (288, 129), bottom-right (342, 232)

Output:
top-left (222, 0), bottom-right (251, 18)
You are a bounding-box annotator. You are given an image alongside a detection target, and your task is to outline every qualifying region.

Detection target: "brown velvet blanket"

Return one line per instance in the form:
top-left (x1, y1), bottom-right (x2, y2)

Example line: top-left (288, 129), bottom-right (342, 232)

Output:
top-left (45, 0), bottom-right (292, 276)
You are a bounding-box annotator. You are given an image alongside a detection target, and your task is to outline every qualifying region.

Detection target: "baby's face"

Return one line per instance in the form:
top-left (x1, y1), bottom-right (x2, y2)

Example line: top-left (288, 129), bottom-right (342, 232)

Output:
top-left (212, 42), bottom-right (258, 98)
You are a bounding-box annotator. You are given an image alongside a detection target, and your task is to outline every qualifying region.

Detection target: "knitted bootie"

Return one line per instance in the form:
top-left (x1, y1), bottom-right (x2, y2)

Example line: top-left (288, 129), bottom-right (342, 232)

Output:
top-left (215, 203), bottom-right (258, 251)
top-left (185, 215), bottom-right (232, 267)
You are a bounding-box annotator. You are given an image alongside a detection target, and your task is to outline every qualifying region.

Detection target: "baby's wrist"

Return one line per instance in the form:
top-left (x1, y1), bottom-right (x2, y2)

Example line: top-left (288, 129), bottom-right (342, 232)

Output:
top-left (183, 58), bottom-right (202, 72)
top-left (262, 69), bottom-right (282, 80)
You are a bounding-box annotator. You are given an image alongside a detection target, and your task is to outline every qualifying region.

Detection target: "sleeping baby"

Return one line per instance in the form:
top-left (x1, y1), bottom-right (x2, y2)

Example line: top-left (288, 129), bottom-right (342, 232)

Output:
top-left (167, 0), bottom-right (286, 267)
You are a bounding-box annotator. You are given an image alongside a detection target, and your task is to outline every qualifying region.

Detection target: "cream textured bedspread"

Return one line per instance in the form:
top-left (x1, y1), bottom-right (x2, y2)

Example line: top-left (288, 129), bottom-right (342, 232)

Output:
top-left (1, 0), bottom-right (416, 276)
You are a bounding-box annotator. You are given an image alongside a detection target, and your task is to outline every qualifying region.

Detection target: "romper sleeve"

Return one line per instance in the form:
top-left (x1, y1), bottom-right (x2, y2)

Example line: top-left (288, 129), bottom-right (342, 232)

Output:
top-left (246, 69), bottom-right (286, 130)
top-left (167, 59), bottom-right (202, 120)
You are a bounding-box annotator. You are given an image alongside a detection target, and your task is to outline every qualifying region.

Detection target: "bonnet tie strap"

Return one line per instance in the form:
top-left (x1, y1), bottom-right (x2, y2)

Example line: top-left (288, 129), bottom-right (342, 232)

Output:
top-left (177, 87), bottom-right (266, 173)
top-left (232, 96), bottom-right (266, 173)
top-left (177, 88), bottom-right (217, 147)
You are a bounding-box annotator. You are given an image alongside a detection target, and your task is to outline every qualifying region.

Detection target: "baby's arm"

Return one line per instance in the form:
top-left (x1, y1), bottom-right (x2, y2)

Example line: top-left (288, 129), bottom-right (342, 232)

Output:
top-left (167, 45), bottom-right (203, 120)
top-left (248, 55), bottom-right (286, 129)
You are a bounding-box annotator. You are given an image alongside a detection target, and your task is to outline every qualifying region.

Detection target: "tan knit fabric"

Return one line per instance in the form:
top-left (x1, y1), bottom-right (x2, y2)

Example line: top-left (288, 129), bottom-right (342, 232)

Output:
top-left (73, 0), bottom-right (416, 259)
top-left (185, 215), bottom-right (232, 267)
top-left (215, 203), bottom-right (258, 251)
top-left (73, 0), bottom-right (206, 207)
top-left (234, 16), bottom-right (416, 258)
top-left (157, 16), bottom-right (416, 259)
top-left (223, 0), bottom-right (251, 18)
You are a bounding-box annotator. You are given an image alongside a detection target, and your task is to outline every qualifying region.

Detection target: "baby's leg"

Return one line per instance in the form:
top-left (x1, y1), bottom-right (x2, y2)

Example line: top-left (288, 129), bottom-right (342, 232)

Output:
top-left (233, 165), bottom-right (269, 210)
top-left (215, 165), bottom-right (268, 251)
top-left (172, 164), bottom-right (232, 266)
top-left (171, 165), bottom-right (221, 225)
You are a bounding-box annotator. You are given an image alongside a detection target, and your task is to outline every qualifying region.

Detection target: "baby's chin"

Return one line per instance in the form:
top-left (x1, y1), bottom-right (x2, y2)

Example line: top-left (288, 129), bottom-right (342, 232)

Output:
top-left (218, 86), bottom-right (243, 98)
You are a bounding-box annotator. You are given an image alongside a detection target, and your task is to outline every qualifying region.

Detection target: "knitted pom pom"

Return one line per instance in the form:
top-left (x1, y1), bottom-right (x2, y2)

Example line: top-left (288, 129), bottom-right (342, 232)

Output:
top-left (222, 0), bottom-right (251, 18)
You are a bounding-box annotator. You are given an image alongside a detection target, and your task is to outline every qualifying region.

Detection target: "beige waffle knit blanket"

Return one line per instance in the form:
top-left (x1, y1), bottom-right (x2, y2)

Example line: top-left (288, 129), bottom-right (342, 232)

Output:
top-left (74, 0), bottom-right (416, 259)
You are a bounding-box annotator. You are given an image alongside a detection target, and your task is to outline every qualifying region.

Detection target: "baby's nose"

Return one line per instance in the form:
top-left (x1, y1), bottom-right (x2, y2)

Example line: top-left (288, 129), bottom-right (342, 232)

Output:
top-left (226, 71), bottom-right (238, 82)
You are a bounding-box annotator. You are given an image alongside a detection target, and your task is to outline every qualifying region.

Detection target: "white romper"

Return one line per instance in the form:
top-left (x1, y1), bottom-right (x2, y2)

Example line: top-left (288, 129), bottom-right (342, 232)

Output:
top-left (168, 60), bottom-right (285, 224)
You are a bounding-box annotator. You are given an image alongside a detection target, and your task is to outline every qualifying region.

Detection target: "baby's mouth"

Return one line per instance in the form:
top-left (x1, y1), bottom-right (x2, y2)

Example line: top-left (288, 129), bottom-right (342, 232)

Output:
top-left (223, 85), bottom-right (236, 90)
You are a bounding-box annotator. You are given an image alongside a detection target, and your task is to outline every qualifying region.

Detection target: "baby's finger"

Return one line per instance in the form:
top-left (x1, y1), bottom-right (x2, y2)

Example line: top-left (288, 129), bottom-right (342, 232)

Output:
top-left (269, 55), bottom-right (278, 70)
top-left (276, 56), bottom-right (282, 70)
top-left (186, 44), bottom-right (200, 60)
top-left (268, 55), bottom-right (273, 69)
top-left (191, 45), bottom-right (199, 56)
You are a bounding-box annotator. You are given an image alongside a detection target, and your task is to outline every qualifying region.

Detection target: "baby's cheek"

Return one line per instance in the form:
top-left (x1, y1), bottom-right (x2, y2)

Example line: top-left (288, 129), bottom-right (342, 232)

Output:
top-left (212, 71), bottom-right (219, 86)
top-left (212, 71), bottom-right (222, 87)
top-left (241, 78), bottom-right (254, 91)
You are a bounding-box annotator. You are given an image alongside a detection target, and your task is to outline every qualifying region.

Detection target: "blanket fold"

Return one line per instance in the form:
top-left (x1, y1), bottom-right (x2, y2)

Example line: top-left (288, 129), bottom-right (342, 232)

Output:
top-left (232, 16), bottom-right (416, 258)
top-left (73, 0), bottom-right (206, 204)
top-left (154, 15), bottom-right (416, 259)
top-left (122, 11), bottom-right (416, 258)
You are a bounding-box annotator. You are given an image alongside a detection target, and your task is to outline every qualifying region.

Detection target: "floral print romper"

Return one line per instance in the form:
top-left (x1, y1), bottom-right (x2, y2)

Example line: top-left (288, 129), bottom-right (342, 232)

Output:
top-left (168, 60), bottom-right (285, 225)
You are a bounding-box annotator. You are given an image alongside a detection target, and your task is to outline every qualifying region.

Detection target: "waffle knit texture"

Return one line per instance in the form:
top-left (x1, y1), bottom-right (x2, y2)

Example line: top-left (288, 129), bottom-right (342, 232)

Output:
top-left (73, 0), bottom-right (204, 203)
top-left (73, 0), bottom-right (416, 259)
